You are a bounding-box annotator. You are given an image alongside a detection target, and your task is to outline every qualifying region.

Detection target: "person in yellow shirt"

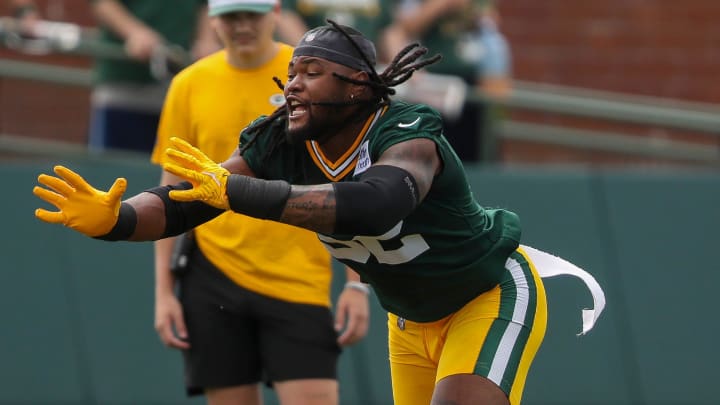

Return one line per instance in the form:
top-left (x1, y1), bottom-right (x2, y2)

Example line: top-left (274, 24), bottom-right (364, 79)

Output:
top-left (150, 1), bottom-right (370, 404)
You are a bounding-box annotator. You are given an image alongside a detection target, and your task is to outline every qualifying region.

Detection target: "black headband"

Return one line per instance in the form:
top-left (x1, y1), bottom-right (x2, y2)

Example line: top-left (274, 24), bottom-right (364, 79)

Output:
top-left (293, 24), bottom-right (377, 71)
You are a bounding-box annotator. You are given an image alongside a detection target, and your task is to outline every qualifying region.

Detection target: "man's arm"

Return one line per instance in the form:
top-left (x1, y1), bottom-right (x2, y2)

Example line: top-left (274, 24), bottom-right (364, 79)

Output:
top-left (33, 149), bottom-right (251, 241)
top-left (334, 266), bottom-right (369, 346)
top-left (278, 138), bottom-right (441, 234)
top-left (190, 4), bottom-right (219, 59)
top-left (124, 150), bottom-right (253, 241)
top-left (91, 0), bottom-right (162, 61)
top-left (161, 136), bottom-right (440, 236)
top-left (392, 0), bottom-right (472, 38)
top-left (153, 169), bottom-right (190, 349)
top-left (275, 9), bottom-right (309, 46)
top-left (382, 0), bottom-right (471, 57)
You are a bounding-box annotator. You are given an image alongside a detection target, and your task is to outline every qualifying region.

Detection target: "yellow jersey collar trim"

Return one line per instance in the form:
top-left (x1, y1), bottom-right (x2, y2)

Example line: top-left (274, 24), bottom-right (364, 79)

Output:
top-left (305, 106), bottom-right (387, 181)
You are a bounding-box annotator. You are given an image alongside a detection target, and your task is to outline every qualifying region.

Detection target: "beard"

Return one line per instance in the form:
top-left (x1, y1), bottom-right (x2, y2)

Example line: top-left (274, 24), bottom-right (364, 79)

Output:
top-left (286, 104), bottom-right (348, 145)
top-left (285, 118), bottom-right (316, 145)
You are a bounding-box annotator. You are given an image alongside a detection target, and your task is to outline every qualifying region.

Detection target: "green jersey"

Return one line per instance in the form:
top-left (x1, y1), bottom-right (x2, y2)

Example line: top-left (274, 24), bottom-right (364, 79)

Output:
top-left (241, 101), bottom-right (521, 322)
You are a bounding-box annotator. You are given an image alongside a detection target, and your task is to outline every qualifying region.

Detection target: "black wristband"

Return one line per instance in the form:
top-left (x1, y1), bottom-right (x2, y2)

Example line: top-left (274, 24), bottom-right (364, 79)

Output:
top-left (94, 202), bottom-right (137, 241)
top-left (226, 175), bottom-right (291, 220)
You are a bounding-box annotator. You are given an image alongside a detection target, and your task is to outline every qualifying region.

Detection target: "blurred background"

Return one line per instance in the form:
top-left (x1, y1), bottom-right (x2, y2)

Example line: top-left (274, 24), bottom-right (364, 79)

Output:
top-left (1, 1), bottom-right (719, 404)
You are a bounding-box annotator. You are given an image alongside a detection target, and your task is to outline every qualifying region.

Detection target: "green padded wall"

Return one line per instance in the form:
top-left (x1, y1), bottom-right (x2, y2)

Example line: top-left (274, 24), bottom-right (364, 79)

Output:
top-left (2, 158), bottom-right (718, 405)
top-left (1, 164), bottom-right (88, 404)
top-left (466, 168), bottom-right (632, 405)
top-left (599, 170), bottom-right (720, 405)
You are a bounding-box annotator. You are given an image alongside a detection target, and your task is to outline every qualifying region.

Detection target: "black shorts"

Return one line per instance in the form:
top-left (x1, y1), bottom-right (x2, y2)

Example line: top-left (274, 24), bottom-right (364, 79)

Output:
top-left (179, 248), bottom-right (341, 396)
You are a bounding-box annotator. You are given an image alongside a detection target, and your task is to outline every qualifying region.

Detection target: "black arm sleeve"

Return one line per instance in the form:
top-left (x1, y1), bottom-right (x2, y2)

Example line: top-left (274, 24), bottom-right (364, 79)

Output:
top-left (93, 182), bottom-right (225, 241)
top-left (145, 181), bottom-right (225, 238)
top-left (226, 175), bottom-right (291, 220)
top-left (333, 165), bottom-right (420, 236)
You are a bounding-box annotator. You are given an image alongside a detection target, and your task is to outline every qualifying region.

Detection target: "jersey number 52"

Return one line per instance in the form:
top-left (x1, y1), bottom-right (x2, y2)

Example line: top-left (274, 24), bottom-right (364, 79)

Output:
top-left (318, 221), bottom-right (429, 265)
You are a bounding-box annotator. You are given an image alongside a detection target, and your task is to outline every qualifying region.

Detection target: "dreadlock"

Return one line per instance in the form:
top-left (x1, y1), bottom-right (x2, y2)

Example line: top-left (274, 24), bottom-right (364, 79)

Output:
top-left (239, 20), bottom-right (441, 158)
top-left (327, 19), bottom-right (442, 107)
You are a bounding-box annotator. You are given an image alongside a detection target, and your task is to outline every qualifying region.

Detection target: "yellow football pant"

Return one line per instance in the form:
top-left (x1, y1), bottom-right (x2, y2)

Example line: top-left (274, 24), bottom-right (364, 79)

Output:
top-left (388, 248), bottom-right (548, 405)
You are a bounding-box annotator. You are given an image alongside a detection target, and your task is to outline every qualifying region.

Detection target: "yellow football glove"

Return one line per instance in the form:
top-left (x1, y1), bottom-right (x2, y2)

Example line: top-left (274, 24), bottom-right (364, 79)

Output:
top-left (163, 137), bottom-right (231, 210)
top-left (33, 165), bottom-right (127, 237)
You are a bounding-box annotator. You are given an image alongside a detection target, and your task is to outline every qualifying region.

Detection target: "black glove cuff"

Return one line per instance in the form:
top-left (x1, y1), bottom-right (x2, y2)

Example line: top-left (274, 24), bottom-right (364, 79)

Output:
top-left (226, 175), bottom-right (291, 220)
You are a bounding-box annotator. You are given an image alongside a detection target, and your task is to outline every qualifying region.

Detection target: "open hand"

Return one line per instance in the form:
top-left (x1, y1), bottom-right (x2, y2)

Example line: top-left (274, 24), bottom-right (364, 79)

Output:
top-left (163, 137), bottom-right (231, 210)
top-left (33, 165), bottom-right (126, 237)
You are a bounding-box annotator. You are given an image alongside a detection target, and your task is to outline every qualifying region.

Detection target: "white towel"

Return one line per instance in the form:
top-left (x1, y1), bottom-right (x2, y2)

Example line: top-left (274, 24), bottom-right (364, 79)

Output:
top-left (520, 245), bottom-right (607, 336)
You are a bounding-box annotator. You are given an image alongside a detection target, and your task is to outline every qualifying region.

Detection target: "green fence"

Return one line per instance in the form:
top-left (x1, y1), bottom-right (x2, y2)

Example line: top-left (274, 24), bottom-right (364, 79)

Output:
top-left (2, 158), bottom-right (718, 404)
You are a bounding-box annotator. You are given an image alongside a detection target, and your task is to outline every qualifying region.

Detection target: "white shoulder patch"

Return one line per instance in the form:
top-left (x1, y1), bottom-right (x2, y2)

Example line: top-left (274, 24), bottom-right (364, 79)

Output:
top-left (354, 140), bottom-right (372, 176)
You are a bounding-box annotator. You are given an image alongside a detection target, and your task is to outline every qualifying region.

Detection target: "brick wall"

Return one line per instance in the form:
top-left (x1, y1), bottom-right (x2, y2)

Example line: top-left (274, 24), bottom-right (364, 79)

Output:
top-left (1, 0), bottom-right (718, 164)
top-left (0, 0), bottom-right (94, 143)
top-left (497, 0), bottom-right (720, 164)
top-left (500, 0), bottom-right (720, 103)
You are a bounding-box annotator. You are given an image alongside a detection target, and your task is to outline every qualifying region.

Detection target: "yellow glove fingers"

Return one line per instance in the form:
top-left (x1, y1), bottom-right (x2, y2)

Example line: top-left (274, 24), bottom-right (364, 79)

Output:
top-left (34, 208), bottom-right (66, 224)
top-left (168, 137), bottom-right (219, 168)
top-left (165, 148), bottom-right (204, 172)
top-left (37, 173), bottom-right (74, 196)
top-left (54, 165), bottom-right (94, 193)
top-left (163, 137), bottom-right (230, 210)
top-left (33, 185), bottom-right (66, 209)
top-left (169, 136), bottom-right (206, 161)
top-left (163, 161), bottom-right (204, 185)
top-left (168, 188), bottom-right (202, 202)
top-left (33, 165), bottom-right (125, 237)
top-left (106, 178), bottom-right (128, 204)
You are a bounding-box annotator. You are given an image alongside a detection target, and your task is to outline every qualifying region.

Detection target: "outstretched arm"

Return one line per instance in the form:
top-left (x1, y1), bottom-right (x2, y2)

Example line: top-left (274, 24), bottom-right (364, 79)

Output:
top-left (166, 136), bottom-right (441, 236)
top-left (92, 0), bottom-right (162, 61)
top-left (33, 147), bottom-right (251, 241)
top-left (279, 137), bottom-right (440, 234)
